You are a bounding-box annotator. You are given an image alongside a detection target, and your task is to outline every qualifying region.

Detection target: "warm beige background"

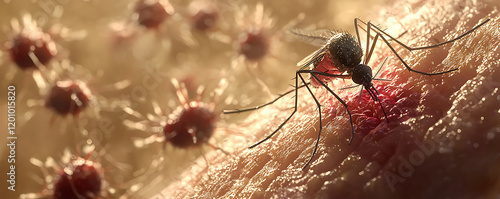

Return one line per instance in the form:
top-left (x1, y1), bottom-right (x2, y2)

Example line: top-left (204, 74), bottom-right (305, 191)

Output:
top-left (1, 0), bottom-right (498, 198)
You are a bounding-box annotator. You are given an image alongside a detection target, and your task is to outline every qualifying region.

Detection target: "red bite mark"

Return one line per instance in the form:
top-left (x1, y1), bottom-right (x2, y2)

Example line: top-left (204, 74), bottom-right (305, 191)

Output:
top-left (45, 80), bottom-right (92, 116)
top-left (239, 31), bottom-right (270, 61)
top-left (340, 82), bottom-right (421, 164)
top-left (164, 102), bottom-right (216, 148)
top-left (7, 32), bottom-right (56, 70)
top-left (53, 158), bottom-right (102, 199)
top-left (134, 0), bottom-right (172, 29)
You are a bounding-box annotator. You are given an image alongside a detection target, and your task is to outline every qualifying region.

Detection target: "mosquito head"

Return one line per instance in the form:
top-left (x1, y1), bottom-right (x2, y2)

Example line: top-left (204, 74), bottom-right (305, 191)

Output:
top-left (328, 32), bottom-right (363, 71)
top-left (352, 64), bottom-right (373, 89)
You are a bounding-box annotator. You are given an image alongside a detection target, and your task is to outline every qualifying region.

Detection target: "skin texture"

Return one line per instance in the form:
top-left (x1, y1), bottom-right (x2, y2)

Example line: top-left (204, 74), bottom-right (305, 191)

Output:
top-left (149, 0), bottom-right (500, 198)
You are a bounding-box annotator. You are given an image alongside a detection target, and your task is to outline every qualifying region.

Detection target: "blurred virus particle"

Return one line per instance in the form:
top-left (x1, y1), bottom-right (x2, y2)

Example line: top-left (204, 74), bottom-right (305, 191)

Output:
top-left (108, 0), bottom-right (179, 60)
top-left (44, 79), bottom-right (92, 116)
top-left (123, 77), bottom-right (231, 151)
top-left (173, 0), bottom-right (229, 50)
top-left (133, 0), bottom-right (175, 29)
top-left (20, 147), bottom-right (111, 199)
top-left (1, 13), bottom-right (86, 88)
top-left (217, 2), bottom-right (304, 100)
top-left (239, 30), bottom-right (270, 61)
top-left (52, 157), bottom-right (103, 199)
top-left (4, 14), bottom-right (57, 70)
top-left (187, 0), bottom-right (219, 32)
top-left (27, 61), bottom-right (96, 119)
top-left (233, 3), bottom-right (274, 62)
top-left (164, 99), bottom-right (216, 148)
top-left (107, 21), bottom-right (138, 47)
top-left (24, 61), bottom-right (130, 138)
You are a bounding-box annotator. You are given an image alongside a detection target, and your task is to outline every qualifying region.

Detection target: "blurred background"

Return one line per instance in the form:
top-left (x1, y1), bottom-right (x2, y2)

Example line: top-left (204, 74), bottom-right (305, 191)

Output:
top-left (2, 0), bottom-right (473, 198)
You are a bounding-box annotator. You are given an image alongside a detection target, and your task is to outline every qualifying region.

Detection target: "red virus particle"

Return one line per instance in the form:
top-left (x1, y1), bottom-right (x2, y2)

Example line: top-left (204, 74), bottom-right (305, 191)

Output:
top-left (45, 80), bottom-right (92, 116)
top-left (134, 0), bottom-right (174, 29)
top-left (238, 30), bottom-right (270, 61)
top-left (164, 102), bottom-right (216, 148)
top-left (53, 158), bottom-right (103, 199)
top-left (6, 27), bottom-right (57, 70)
top-left (188, 2), bottom-right (219, 31)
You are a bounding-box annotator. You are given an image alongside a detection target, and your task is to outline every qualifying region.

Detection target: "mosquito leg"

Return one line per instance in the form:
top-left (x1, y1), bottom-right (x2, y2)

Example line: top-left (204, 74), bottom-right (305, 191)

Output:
top-left (354, 18), bottom-right (380, 65)
top-left (358, 18), bottom-right (490, 51)
top-left (365, 34), bottom-right (380, 65)
top-left (296, 72), bottom-right (323, 169)
top-left (354, 18), bottom-right (363, 53)
top-left (223, 84), bottom-right (308, 114)
top-left (373, 57), bottom-right (388, 78)
top-left (306, 70), bottom-right (355, 144)
top-left (365, 22), bottom-right (371, 64)
top-left (248, 72), bottom-right (301, 149)
top-left (378, 33), bottom-right (458, 75)
top-left (354, 18), bottom-right (379, 47)
top-left (355, 18), bottom-right (489, 75)
top-left (364, 19), bottom-right (457, 75)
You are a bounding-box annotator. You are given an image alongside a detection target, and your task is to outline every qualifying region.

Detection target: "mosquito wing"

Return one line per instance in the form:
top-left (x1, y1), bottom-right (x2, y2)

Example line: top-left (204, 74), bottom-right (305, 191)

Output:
top-left (289, 29), bottom-right (338, 47)
top-left (297, 46), bottom-right (327, 70)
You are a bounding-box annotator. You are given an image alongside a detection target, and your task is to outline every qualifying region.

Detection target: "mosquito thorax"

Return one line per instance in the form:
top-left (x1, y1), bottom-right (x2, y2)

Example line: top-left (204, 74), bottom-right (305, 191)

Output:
top-left (328, 32), bottom-right (363, 72)
top-left (351, 64), bottom-right (373, 88)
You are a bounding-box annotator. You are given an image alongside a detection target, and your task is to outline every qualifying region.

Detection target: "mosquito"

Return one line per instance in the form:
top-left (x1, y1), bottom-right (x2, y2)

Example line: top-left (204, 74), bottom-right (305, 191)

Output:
top-left (224, 18), bottom-right (490, 169)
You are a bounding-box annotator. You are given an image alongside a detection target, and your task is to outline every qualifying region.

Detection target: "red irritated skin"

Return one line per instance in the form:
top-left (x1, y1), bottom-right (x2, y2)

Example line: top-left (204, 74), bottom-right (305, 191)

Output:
top-left (155, 0), bottom-right (500, 198)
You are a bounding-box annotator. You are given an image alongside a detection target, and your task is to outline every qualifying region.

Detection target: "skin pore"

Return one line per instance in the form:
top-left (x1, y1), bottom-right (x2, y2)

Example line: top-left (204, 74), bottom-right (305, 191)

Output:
top-left (146, 0), bottom-right (500, 198)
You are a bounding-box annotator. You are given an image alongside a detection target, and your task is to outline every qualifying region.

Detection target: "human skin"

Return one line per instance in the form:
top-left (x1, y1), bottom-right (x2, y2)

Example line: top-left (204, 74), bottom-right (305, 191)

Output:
top-left (148, 0), bottom-right (500, 198)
